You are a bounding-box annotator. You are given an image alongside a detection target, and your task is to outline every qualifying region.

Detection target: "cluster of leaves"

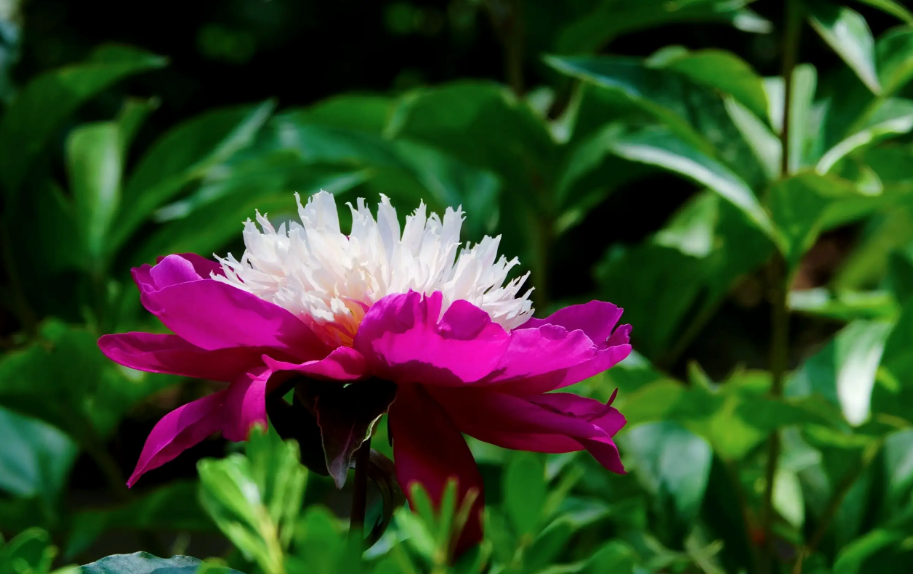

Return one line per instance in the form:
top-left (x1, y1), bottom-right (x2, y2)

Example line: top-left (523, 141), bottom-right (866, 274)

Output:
top-left (3, 0), bottom-right (913, 572)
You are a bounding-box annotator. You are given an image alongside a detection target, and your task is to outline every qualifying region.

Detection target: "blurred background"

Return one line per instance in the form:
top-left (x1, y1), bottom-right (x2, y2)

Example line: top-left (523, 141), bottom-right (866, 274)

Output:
top-left (3, 0), bottom-right (913, 572)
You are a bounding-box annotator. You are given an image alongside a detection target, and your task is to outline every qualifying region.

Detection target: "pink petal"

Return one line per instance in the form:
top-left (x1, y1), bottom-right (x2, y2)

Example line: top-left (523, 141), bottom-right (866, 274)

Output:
top-left (141, 278), bottom-right (328, 360)
top-left (485, 301), bottom-right (632, 394)
top-left (523, 301), bottom-right (624, 344)
top-left (128, 368), bottom-right (272, 486)
top-left (390, 384), bottom-right (485, 556)
top-left (222, 368), bottom-right (271, 442)
top-left (127, 390), bottom-right (227, 487)
top-left (354, 291), bottom-right (510, 385)
top-left (98, 332), bottom-right (270, 382)
top-left (430, 388), bottom-right (626, 474)
top-left (133, 253), bottom-right (222, 293)
top-left (262, 346), bottom-right (368, 382)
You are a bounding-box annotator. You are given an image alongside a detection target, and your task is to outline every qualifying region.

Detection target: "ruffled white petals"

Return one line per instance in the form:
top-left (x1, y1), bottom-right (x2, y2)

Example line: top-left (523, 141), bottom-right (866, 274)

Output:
top-left (214, 191), bottom-right (534, 346)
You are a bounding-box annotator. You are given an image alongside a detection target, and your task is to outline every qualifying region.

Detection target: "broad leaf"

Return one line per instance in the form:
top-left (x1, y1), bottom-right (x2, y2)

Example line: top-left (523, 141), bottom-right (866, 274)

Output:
top-left (0, 44), bottom-right (164, 196)
top-left (503, 453), bottom-right (547, 537)
top-left (66, 122), bottom-right (122, 268)
top-left (0, 406), bottom-right (77, 505)
top-left (807, 0), bottom-right (881, 94)
top-left (111, 100), bottom-right (276, 251)
top-left (79, 553), bottom-right (243, 574)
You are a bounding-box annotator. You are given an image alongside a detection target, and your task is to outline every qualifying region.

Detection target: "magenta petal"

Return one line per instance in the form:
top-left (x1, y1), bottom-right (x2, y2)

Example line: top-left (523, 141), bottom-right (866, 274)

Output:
top-left (133, 253), bottom-right (222, 293)
top-left (262, 346), bottom-right (368, 382)
top-left (480, 324), bottom-right (598, 384)
top-left (156, 253), bottom-right (225, 278)
top-left (354, 292), bottom-right (510, 385)
top-left (127, 390), bottom-right (227, 487)
top-left (522, 301), bottom-right (624, 344)
top-left (142, 279), bottom-right (328, 359)
top-left (222, 368), bottom-right (271, 442)
top-left (431, 388), bottom-right (626, 474)
top-left (98, 333), bottom-right (268, 382)
top-left (390, 384), bottom-right (485, 555)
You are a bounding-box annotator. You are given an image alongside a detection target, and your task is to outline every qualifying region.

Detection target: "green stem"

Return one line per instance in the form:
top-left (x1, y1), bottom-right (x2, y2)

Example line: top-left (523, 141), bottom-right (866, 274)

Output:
top-left (760, 3), bottom-right (802, 572)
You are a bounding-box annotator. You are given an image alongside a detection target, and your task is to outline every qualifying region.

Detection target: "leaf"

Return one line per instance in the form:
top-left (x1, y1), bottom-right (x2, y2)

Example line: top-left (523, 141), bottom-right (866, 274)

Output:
top-left (298, 378), bottom-right (396, 488)
top-left (817, 98), bottom-right (913, 174)
top-left (66, 122), bottom-right (122, 267)
top-left (0, 44), bottom-right (164, 196)
top-left (64, 481), bottom-right (214, 559)
top-left (878, 28), bottom-right (913, 94)
top-left (853, 0), bottom-right (913, 24)
top-left (649, 48), bottom-right (770, 124)
top-left (197, 427), bottom-right (305, 573)
top-left (807, 0), bottom-right (881, 94)
top-left (110, 100), bottom-right (276, 252)
top-left (0, 528), bottom-right (62, 574)
top-left (133, 164), bottom-right (367, 266)
top-left (833, 528), bottom-right (913, 574)
top-left (116, 97), bottom-right (159, 153)
top-left (789, 288), bottom-right (899, 321)
top-left (0, 406), bottom-right (77, 504)
top-left (554, 0), bottom-right (770, 55)
top-left (79, 553), bottom-right (244, 574)
top-left (789, 319), bottom-right (893, 425)
top-left (503, 453), bottom-right (547, 537)
top-left (601, 126), bottom-right (776, 241)
top-left (620, 422), bottom-right (712, 535)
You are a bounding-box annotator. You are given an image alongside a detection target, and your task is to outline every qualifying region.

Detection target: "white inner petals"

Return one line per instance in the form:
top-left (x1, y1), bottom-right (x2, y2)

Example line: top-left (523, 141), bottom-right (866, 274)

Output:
top-left (214, 191), bottom-right (534, 346)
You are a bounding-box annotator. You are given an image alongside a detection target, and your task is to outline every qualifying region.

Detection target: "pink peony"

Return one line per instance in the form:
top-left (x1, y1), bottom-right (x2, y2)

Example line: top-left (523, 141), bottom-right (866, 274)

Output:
top-left (99, 191), bottom-right (631, 550)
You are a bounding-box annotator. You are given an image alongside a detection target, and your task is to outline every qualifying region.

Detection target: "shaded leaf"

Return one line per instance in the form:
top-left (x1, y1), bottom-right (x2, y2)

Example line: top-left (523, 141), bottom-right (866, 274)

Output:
top-left (0, 44), bottom-right (164, 196)
top-left (0, 406), bottom-right (77, 504)
top-left (79, 553), bottom-right (243, 574)
top-left (807, 0), bottom-right (881, 94)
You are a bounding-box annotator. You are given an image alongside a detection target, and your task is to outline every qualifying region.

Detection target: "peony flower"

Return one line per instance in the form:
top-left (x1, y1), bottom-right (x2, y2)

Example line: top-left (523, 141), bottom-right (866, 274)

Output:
top-left (99, 191), bottom-right (631, 551)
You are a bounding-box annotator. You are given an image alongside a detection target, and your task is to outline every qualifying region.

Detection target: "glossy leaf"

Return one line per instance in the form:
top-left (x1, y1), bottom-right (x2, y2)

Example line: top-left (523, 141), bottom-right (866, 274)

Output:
top-left (79, 553), bottom-right (243, 574)
top-left (0, 44), bottom-right (164, 196)
top-left (807, 0), bottom-right (881, 94)
top-left (66, 122), bottom-right (122, 267)
top-left (111, 100), bottom-right (276, 251)
top-left (0, 406), bottom-right (76, 504)
top-left (620, 422), bottom-right (712, 532)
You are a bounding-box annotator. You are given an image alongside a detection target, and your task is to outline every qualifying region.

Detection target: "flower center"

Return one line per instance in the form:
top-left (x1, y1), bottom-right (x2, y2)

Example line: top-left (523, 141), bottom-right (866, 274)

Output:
top-left (214, 191), bottom-right (534, 347)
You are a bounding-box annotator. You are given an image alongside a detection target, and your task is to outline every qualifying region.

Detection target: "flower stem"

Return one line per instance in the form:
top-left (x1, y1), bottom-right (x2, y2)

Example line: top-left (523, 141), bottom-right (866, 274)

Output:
top-left (350, 436), bottom-right (372, 539)
top-left (760, 2), bottom-right (801, 572)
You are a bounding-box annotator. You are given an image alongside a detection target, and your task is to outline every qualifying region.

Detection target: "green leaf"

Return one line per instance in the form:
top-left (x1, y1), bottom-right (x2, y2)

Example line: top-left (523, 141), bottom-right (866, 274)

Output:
top-left (878, 28), bottom-right (913, 95)
top-left (0, 319), bottom-right (173, 442)
top-left (599, 126), bottom-right (776, 241)
top-left (111, 100), bottom-right (276, 252)
top-left (197, 427), bottom-right (305, 574)
top-left (116, 97), bottom-right (159, 154)
top-left (853, 0), bottom-right (913, 24)
top-left (789, 319), bottom-right (893, 425)
top-left (66, 122), bottom-right (122, 267)
top-left (0, 44), bottom-right (164, 196)
top-left (620, 422), bottom-right (712, 534)
top-left (769, 64), bottom-right (818, 171)
top-left (0, 406), bottom-right (77, 504)
top-left (503, 453), bottom-right (547, 537)
top-left (649, 48), bottom-right (770, 124)
top-left (833, 528), bottom-right (913, 574)
top-left (64, 481), bottom-right (214, 559)
top-left (79, 553), bottom-right (244, 574)
top-left (133, 166), bottom-right (366, 266)
top-left (789, 288), bottom-right (899, 321)
top-left (817, 98), bottom-right (913, 174)
top-left (554, 0), bottom-right (770, 55)
top-left (807, 0), bottom-right (881, 94)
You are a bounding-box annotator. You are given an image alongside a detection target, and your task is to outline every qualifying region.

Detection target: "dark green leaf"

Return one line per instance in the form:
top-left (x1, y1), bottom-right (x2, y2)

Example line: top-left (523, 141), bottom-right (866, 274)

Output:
top-left (503, 453), bottom-right (547, 537)
top-left (817, 98), bottom-right (913, 174)
top-left (79, 553), bottom-right (243, 574)
top-left (0, 44), bottom-right (164, 196)
top-left (649, 47), bottom-right (770, 124)
top-left (111, 100), bottom-right (276, 252)
top-left (620, 422), bottom-right (712, 531)
top-left (64, 481), bottom-right (214, 559)
top-left (66, 122), bottom-right (122, 267)
top-left (788, 288), bottom-right (899, 320)
top-left (807, 0), bottom-right (881, 94)
top-left (0, 406), bottom-right (76, 503)
top-left (853, 0), bottom-right (913, 24)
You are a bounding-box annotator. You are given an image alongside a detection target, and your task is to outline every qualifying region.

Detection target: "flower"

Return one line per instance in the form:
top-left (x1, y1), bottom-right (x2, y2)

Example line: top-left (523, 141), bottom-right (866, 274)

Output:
top-left (99, 191), bottom-right (631, 552)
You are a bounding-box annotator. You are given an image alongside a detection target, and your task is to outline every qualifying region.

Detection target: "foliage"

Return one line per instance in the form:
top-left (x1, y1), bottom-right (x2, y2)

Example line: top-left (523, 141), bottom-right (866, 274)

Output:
top-left (2, 0), bottom-right (913, 573)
